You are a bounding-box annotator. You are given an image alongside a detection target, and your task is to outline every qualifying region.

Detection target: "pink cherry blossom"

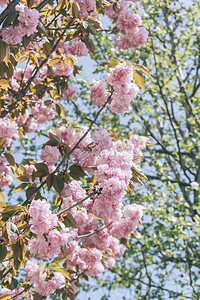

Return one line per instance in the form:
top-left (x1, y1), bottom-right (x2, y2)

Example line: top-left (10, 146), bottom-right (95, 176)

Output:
top-left (54, 62), bottom-right (73, 76)
top-left (25, 260), bottom-right (64, 296)
top-left (31, 100), bottom-right (56, 123)
top-left (0, 287), bottom-right (24, 299)
top-left (68, 38), bottom-right (88, 56)
top-left (116, 11), bottom-right (142, 33)
top-left (63, 83), bottom-right (77, 99)
top-left (16, 7), bottom-right (39, 37)
top-left (29, 199), bottom-right (58, 235)
top-left (40, 145), bottom-right (60, 166)
top-left (24, 116), bottom-right (38, 133)
top-left (0, 0), bottom-right (8, 7)
top-left (1, 26), bottom-right (22, 45)
top-left (90, 79), bottom-right (110, 106)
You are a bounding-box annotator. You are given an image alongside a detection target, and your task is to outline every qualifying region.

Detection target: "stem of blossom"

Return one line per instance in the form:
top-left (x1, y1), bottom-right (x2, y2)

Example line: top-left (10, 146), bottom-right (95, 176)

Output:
top-left (57, 190), bottom-right (99, 216)
top-left (77, 222), bottom-right (113, 239)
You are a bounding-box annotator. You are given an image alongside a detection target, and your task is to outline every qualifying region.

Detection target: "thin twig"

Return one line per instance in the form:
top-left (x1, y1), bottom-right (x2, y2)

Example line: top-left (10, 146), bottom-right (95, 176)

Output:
top-left (57, 190), bottom-right (99, 216)
top-left (77, 222), bottom-right (113, 239)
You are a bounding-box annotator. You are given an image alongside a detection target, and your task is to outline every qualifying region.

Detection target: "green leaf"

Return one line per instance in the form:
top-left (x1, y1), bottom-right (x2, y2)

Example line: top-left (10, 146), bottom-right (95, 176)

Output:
top-left (63, 212), bottom-right (77, 228)
top-left (4, 153), bottom-right (15, 166)
top-left (49, 132), bottom-right (60, 145)
top-left (15, 176), bottom-right (29, 182)
top-left (37, 21), bottom-right (47, 35)
top-left (0, 41), bottom-right (7, 62)
top-left (0, 244), bottom-right (7, 262)
top-left (43, 41), bottom-right (52, 55)
top-left (71, 2), bottom-right (81, 18)
top-left (46, 173), bottom-right (55, 190)
top-left (69, 164), bottom-right (86, 180)
top-left (35, 163), bottom-right (49, 175)
top-left (27, 0), bottom-right (34, 8)
top-left (53, 175), bottom-right (64, 194)
top-left (22, 35), bottom-right (32, 49)
top-left (84, 37), bottom-right (95, 53)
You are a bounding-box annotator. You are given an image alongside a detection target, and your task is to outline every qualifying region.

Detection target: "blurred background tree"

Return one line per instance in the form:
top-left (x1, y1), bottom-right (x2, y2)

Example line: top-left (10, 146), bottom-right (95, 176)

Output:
top-left (79, 0), bottom-right (200, 299)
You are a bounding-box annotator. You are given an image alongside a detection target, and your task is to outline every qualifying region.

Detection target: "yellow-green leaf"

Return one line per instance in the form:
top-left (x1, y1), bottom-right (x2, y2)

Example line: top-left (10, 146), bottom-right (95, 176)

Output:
top-left (133, 70), bottom-right (145, 90)
top-left (134, 64), bottom-right (152, 78)
top-left (4, 46), bottom-right (10, 66)
top-left (12, 183), bottom-right (28, 193)
top-left (0, 201), bottom-right (6, 209)
top-left (50, 263), bottom-right (70, 279)
top-left (19, 56), bottom-right (27, 64)
top-left (108, 59), bottom-right (119, 68)
top-left (131, 54), bottom-right (140, 63)
top-left (18, 164), bottom-right (26, 176)
top-left (1, 205), bottom-right (23, 214)
top-left (0, 192), bottom-right (5, 202)
top-left (0, 137), bottom-right (6, 148)
top-left (0, 79), bottom-right (9, 89)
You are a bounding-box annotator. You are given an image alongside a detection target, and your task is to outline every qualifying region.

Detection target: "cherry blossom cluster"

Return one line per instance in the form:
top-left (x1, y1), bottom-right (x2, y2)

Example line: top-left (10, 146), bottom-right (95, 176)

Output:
top-left (91, 62), bottom-right (139, 114)
top-left (0, 118), bottom-right (19, 147)
top-left (1, 4), bottom-right (39, 45)
top-left (25, 260), bottom-right (65, 296)
top-left (10, 125), bottom-right (148, 296)
top-left (71, 127), bottom-right (148, 221)
top-left (104, 1), bottom-right (148, 50)
top-left (28, 200), bottom-right (78, 260)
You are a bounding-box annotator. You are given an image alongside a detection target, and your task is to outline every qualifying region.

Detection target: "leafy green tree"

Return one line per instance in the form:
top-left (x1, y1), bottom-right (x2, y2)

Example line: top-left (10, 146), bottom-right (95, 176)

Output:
top-left (81, 0), bottom-right (200, 299)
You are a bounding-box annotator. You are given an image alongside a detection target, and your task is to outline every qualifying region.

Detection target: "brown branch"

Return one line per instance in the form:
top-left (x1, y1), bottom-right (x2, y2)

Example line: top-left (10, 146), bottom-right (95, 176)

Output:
top-left (145, 174), bottom-right (191, 187)
top-left (57, 190), bottom-right (99, 216)
top-left (0, 0), bottom-right (20, 25)
top-left (36, 0), bottom-right (52, 10)
top-left (77, 222), bottom-right (113, 239)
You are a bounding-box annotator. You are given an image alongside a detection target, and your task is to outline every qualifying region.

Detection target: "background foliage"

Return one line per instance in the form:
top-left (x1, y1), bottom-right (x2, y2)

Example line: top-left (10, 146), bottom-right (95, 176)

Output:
top-left (80, 0), bottom-right (200, 299)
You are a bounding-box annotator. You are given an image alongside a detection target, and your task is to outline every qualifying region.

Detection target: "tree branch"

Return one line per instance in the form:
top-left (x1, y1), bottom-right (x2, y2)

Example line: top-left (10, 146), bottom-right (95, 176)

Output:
top-left (0, 0), bottom-right (20, 25)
